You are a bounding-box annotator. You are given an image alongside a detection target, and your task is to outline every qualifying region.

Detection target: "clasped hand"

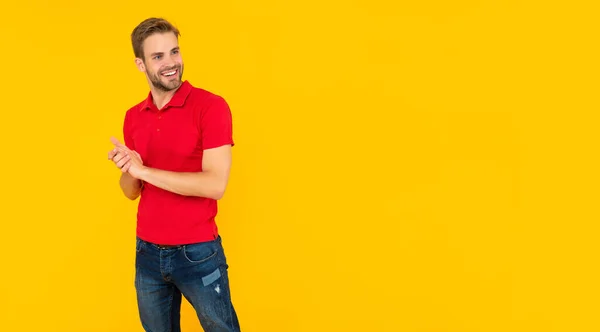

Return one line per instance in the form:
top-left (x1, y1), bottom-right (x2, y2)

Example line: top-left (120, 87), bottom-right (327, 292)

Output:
top-left (108, 137), bottom-right (146, 179)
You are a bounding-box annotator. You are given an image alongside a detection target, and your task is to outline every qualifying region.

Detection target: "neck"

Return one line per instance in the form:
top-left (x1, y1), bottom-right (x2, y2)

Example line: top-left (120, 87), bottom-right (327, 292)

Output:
top-left (150, 86), bottom-right (178, 110)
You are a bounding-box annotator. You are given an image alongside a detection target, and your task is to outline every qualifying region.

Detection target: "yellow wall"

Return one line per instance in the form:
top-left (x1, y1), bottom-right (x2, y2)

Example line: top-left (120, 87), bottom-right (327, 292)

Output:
top-left (1, 1), bottom-right (598, 331)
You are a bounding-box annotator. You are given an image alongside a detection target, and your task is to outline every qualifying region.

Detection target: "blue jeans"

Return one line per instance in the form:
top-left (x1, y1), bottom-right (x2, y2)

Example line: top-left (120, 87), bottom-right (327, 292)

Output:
top-left (135, 236), bottom-right (241, 332)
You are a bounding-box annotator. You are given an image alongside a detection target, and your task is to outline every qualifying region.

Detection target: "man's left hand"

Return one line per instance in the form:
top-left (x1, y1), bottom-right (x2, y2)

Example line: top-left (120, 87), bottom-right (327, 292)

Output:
top-left (110, 137), bottom-right (147, 179)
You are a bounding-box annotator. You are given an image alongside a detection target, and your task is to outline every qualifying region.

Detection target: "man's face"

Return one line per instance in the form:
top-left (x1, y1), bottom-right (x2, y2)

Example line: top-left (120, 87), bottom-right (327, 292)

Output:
top-left (140, 32), bottom-right (184, 92)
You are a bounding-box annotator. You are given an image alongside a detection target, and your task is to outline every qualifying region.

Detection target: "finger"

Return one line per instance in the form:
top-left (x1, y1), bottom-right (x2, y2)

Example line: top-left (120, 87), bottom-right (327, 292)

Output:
top-left (110, 148), bottom-right (129, 161)
top-left (110, 136), bottom-right (122, 146)
top-left (116, 155), bottom-right (131, 168)
top-left (113, 148), bottom-right (132, 162)
top-left (115, 145), bottom-right (131, 154)
top-left (121, 162), bottom-right (131, 173)
top-left (112, 151), bottom-right (125, 163)
top-left (117, 154), bottom-right (130, 167)
top-left (110, 137), bottom-right (131, 151)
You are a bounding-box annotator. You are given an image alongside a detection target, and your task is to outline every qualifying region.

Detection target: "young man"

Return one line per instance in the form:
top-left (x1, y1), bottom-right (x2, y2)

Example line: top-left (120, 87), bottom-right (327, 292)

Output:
top-left (107, 17), bottom-right (241, 332)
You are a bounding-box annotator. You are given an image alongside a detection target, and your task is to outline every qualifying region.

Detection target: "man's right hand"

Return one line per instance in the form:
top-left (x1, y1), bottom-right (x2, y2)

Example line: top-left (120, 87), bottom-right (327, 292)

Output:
top-left (108, 142), bottom-right (144, 200)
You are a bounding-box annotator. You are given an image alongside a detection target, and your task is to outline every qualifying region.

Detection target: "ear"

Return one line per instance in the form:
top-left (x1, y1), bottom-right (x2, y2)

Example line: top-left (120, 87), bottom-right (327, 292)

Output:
top-left (134, 58), bottom-right (146, 72)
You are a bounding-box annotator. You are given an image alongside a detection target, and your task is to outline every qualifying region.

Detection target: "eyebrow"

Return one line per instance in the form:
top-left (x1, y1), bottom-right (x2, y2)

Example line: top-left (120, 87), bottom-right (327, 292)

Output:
top-left (150, 47), bottom-right (180, 58)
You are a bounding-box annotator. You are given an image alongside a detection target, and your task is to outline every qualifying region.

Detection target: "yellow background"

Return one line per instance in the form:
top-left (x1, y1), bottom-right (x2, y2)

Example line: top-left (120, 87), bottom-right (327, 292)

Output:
top-left (1, 0), bottom-right (599, 331)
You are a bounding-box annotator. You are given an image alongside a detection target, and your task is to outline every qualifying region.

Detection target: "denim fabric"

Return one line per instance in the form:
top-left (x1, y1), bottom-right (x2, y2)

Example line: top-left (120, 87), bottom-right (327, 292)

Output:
top-left (135, 236), bottom-right (241, 332)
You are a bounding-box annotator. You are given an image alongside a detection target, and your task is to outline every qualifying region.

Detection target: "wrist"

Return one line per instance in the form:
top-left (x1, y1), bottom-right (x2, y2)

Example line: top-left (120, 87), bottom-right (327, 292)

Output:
top-left (137, 166), bottom-right (152, 181)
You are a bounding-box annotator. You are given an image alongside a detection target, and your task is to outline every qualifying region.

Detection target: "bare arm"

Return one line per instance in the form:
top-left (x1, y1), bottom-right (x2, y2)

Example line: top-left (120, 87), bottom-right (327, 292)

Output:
top-left (120, 172), bottom-right (143, 200)
top-left (116, 143), bottom-right (232, 200)
top-left (139, 145), bottom-right (231, 199)
top-left (109, 144), bottom-right (143, 200)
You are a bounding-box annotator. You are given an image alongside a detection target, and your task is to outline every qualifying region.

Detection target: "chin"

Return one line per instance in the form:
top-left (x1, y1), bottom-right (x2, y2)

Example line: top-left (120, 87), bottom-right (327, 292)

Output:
top-left (169, 80), bottom-right (182, 88)
top-left (158, 78), bottom-right (181, 91)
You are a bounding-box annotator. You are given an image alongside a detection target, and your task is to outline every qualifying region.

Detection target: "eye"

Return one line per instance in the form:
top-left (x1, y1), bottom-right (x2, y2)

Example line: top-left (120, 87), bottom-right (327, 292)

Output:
top-left (172, 49), bottom-right (179, 54)
top-left (153, 55), bottom-right (162, 60)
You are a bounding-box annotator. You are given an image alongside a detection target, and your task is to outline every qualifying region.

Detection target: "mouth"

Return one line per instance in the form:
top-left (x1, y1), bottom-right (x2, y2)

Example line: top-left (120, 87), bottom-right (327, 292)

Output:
top-left (161, 68), bottom-right (179, 78)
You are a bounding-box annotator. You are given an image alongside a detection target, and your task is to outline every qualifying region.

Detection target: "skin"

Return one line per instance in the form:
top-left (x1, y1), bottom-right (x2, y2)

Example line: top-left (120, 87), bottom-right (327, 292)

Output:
top-left (107, 32), bottom-right (232, 200)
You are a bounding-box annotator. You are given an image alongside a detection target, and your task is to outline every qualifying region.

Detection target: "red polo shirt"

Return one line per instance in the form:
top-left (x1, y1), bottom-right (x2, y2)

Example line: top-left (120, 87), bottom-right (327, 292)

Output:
top-left (122, 80), bottom-right (234, 245)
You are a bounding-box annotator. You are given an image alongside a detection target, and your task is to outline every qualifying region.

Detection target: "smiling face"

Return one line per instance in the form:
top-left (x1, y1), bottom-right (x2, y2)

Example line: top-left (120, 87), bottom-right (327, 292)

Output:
top-left (136, 32), bottom-right (184, 92)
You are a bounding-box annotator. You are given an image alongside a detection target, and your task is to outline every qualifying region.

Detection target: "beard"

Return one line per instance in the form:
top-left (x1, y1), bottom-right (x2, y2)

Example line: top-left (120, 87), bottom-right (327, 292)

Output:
top-left (147, 63), bottom-right (184, 92)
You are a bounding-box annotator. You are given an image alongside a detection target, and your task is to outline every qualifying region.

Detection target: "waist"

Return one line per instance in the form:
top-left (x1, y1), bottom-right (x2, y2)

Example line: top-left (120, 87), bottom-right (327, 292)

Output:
top-left (147, 241), bottom-right (183, 250)
top-left (139, 235), bottom-right (221, 250)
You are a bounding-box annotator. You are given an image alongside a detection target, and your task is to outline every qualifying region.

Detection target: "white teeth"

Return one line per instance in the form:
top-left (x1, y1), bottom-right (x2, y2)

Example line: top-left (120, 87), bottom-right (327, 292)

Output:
top-left (163, 70), bottom-right (176, 76)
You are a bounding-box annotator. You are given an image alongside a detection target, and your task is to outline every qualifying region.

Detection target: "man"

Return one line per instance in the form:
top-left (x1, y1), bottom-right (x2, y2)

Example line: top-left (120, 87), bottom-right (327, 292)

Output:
top-left (107, 17), bottom-right (241, 332)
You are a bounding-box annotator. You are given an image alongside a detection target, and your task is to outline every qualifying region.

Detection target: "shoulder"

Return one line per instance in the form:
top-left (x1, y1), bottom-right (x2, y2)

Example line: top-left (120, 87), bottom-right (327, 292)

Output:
top-left (188, 84), bottom-right (230, 109)
top-left (125, 99), bottom-right (146, 115)
top-left (123, 95), bottom-right (151, 125)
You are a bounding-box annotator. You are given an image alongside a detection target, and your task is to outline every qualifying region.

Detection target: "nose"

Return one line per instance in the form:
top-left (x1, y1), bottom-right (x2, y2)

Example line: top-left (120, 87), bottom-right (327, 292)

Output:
top-left (166, 59), bottom-right (177, 69)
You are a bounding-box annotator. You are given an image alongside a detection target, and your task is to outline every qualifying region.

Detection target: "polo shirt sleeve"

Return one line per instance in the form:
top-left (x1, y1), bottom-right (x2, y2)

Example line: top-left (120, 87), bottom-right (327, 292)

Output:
top-left (123, 110), bottom-right (135, 150)
top-left (200, 96), bottom-right (234, 150)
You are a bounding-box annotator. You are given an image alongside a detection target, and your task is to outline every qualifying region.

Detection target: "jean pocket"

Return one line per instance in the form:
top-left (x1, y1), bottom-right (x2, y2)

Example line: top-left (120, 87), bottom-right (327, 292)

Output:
top-left (183, 242), bottom-right (219, 263)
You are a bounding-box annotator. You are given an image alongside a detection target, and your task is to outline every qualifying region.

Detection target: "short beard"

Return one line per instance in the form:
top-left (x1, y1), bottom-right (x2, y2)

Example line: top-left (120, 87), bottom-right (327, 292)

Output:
top-left (147, 63), bottom-right (184, 92)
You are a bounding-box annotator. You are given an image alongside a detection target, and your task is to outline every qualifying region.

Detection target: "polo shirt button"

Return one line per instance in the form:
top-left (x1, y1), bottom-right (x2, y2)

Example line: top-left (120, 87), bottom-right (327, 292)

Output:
top-left (156, 128), bottom-right (160, 132)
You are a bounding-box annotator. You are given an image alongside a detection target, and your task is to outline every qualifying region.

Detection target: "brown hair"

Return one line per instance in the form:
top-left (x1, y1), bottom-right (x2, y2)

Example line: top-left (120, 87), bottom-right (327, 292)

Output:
top-left (131, 17), bottom-right (180, 60)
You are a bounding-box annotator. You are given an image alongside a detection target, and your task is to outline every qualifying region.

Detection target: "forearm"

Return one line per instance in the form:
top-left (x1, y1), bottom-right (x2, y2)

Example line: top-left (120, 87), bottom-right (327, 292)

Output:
top-left (138, 167), bottom-right (226, 199)
top-left (120, 172), bottom-right (143, 200)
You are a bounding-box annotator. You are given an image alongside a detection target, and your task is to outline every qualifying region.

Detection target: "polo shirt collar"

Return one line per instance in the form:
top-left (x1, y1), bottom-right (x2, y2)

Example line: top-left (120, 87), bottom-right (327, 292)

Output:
top-left (141, 80), bottom-right (193, 111)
